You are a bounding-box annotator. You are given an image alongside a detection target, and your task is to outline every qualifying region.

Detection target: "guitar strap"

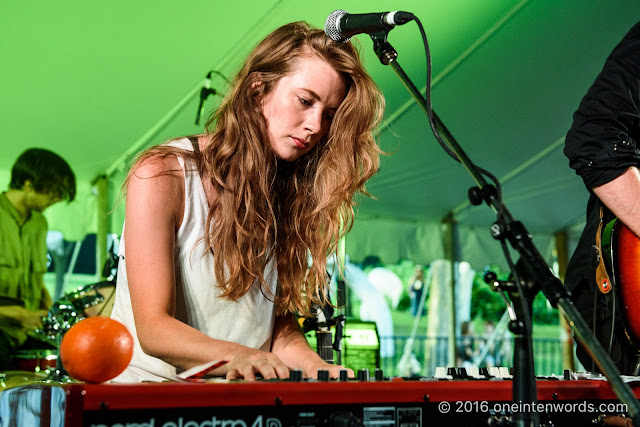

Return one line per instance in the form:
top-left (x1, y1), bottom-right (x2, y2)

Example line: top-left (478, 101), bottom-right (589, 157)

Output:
top-left (595, 206), bottom-right (613, 294)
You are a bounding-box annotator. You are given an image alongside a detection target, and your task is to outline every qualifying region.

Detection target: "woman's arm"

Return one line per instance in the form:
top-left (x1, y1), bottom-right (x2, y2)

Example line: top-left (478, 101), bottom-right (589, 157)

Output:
top-left (123, 154), bottom-right (289, 380)
top-left (270, 313), bottom-right (354, 379)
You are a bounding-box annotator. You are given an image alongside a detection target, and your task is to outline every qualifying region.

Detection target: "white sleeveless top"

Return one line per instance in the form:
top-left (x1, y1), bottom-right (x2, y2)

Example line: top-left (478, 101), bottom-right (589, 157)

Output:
top-left (110, 138), bottom-right (278, 382)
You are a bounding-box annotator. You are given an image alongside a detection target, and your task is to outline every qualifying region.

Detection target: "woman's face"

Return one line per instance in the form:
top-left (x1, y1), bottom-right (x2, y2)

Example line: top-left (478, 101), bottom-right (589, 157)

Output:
top-left (261, 55), bottom-right (347, 162)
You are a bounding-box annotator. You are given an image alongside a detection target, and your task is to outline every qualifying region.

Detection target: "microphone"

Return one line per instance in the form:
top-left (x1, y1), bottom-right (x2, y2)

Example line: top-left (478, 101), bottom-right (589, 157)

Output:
top-left (324, 10), bottom-right (414, 43)
top-left (195, 72), bottom-right (217, 125)
top-left (301, 302), bottom-right (335, 333)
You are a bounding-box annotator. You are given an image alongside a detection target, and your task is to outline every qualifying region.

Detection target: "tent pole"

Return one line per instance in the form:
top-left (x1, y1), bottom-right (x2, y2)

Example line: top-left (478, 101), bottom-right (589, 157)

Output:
top-left (94, 175), bottom-right (109, 280)
top-left (442, 214), bottom-right (457, 366)
top-left (554, 230), bottom-right (575, 371)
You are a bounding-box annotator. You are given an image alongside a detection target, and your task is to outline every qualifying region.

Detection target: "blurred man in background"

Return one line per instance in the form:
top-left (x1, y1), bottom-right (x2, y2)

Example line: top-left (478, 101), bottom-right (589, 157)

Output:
top-left (0, 148), bottom-right (75, 369)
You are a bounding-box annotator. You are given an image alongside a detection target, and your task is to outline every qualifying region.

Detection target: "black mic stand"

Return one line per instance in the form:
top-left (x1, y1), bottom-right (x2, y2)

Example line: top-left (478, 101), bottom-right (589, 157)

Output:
top-left (484, 263), bottom-right (540, 427)
top-left (367, 28), bottom-right (640, 427)
top-left (333, 277), bottom-right (347, 365)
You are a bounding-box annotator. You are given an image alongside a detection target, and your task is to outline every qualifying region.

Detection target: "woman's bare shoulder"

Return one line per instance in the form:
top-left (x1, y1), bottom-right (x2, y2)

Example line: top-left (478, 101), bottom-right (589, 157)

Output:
top-left (126, 151), bottom-right (185, 225)
top-left (130, 151), bottom-right (184, 181)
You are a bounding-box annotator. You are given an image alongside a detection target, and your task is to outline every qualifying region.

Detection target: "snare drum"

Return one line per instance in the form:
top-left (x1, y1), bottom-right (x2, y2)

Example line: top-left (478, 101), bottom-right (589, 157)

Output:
top-left (66, 281), bottom-right (116, 318)
top-left (12, 349), bottom-right (57, 372)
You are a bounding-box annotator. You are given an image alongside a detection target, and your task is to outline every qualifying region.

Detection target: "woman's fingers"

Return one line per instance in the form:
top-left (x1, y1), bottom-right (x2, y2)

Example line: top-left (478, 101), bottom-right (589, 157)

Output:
top-left (225, 350), bottom-right (290, 381)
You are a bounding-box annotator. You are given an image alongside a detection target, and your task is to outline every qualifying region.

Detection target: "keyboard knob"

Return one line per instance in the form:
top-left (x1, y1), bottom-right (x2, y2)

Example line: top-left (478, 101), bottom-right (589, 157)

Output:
top-left (339, 369), bottom-right (349, 382)
top-left (374, 368), bottom-right (384, 381)
top-left (289, 369), bottom-right (303, 382)
top-left (357, 369), bottom-right (370, 381)
top-left (317, 369), bottom-right (330, 381)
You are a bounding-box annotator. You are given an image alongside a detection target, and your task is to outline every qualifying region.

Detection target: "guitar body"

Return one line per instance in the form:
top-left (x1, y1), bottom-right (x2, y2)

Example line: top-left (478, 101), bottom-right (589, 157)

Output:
top-left (603, 220), bottom-right (640, 345)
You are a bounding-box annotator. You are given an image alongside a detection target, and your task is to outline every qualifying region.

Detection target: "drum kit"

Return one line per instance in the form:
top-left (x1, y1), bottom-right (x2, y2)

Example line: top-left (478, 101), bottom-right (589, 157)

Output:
top-left (1, 280), bottom-right (116, 389)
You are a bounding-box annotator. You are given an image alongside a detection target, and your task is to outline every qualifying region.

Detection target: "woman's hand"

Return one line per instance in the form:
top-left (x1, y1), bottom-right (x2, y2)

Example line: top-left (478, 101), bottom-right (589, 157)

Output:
top-left (225, 347), bottom-right (291, 381)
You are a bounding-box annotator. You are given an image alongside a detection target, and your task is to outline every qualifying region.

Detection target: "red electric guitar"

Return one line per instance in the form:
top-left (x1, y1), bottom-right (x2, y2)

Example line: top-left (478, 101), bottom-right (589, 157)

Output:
top-left (602, 219), bottom-right (640, 345)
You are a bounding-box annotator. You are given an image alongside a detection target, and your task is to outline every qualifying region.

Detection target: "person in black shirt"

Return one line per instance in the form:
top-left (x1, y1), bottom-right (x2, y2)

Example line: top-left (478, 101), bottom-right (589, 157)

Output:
top-left (564, 22), bottom-right (640, 374)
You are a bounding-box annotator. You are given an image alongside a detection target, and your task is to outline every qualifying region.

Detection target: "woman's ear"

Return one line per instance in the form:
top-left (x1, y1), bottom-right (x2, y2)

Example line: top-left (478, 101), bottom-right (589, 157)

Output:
top-left (251, 79), bottom-right (264, 101)
top-left (252, 79), bottom-right (267, 110)
top-left (248, 71), bottom-right (263, 91)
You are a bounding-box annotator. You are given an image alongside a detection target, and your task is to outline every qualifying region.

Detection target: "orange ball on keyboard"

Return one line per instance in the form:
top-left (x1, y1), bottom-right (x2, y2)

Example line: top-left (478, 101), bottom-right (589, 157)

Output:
top-left (60, 316), bottom-right (133, 383)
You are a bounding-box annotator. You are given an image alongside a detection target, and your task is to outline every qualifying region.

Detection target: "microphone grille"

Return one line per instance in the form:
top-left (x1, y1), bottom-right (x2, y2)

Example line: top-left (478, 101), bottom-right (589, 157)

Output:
top-left (324, 9), bottom-right (350, 43)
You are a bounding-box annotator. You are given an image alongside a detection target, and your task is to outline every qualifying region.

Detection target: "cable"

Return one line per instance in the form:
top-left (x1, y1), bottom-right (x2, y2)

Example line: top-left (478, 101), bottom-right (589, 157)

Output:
top-left (413, 17), bottom-right (505, 219)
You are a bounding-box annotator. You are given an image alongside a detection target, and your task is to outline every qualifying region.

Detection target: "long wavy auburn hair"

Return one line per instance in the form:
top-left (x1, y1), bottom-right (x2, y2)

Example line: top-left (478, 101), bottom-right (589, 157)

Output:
top-left (128, 21), bottom-right (384, 315)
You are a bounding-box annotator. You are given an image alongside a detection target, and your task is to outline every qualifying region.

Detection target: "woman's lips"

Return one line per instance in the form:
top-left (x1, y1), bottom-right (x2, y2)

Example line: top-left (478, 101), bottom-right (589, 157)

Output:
top-left (292, 137), bottom-right (308, 149)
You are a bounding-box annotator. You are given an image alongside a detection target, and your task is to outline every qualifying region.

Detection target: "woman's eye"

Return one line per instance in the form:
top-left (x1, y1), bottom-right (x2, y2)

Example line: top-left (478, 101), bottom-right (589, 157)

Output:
top-left (298, 97), bottom-right (312, 107)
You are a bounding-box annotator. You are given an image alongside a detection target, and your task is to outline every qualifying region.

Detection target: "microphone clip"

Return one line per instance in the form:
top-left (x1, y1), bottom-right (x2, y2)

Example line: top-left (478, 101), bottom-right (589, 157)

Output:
top-left (370, 31), bottom-right (398, 65)
top-left (483, 270), bottom-right (518, 293)
top-left (195, 71), bottom-right (219, 125)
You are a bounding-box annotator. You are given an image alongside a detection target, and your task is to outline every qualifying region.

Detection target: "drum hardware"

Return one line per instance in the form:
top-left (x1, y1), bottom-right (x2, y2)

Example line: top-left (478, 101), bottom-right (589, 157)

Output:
top-left (13, 349), bottom-right (58, 372)
top-left (66, 285), bottom-right (105, 311)
top-left (81, 281), bottom-right (116, 317)
top-left (65, 281), bottom-right (116, 318)
top-left (33, 281), bottom-right (116, 382)
top-left (26, 286), bottom-right (100, 383)
top-left (35, 304), bottom-right (76, 383)
top-left (39, 280), bottom-right (117, 339)
top-left (7, 278), bottom-right (117, 384)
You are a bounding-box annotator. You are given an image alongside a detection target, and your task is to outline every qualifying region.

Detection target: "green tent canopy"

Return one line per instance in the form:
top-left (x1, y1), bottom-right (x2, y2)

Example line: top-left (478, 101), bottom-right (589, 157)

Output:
top-left (2, 0), bottom-right (638, 271)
